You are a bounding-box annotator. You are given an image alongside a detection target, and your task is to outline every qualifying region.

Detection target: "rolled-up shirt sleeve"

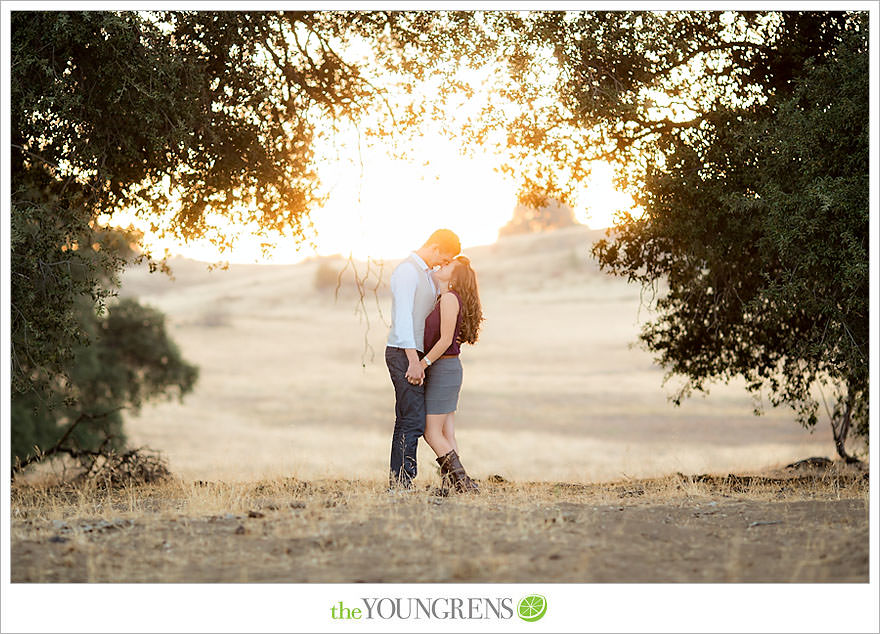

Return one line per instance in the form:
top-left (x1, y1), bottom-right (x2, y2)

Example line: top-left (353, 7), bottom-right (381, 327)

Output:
top-left (388, 264), bottom-right (419, 349)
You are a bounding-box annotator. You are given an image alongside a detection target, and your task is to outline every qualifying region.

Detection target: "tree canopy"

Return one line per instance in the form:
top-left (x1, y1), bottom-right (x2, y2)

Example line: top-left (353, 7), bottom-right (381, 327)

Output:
top-left (11, 293), bottom-right (199, 466)
top-left (10, 11), bottom-right (384, 466)
top-left (480, 11), bottom-right (869, 458)
top-left (11, 11), bottom-right (390, 396)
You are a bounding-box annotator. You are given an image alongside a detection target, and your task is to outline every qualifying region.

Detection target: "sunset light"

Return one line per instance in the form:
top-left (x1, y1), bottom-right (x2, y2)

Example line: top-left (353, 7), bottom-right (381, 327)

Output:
top-left (112, 145), bottom-right (636, 265)
top-left (307, 137), bottom-right (517, 262)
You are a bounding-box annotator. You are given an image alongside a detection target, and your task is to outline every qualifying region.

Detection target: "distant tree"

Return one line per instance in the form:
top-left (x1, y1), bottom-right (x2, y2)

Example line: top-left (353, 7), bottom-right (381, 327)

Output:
top-left (312, 257), bottom-right (343, 291)
top-left (11, 226), bottom-right (198, 468)
top-left (498, 198), bottom-right (578, 237)
top-left (487, 11), bottom-right (869, 459)
top-left (11, 295), bottom-right (199, 466)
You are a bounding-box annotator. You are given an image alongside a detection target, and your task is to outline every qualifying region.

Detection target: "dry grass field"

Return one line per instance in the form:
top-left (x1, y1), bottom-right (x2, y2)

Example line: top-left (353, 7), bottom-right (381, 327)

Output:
top-left (10, 463), bottom-right (868, 582)
top-left (11, 226), bottom-right (869, 583)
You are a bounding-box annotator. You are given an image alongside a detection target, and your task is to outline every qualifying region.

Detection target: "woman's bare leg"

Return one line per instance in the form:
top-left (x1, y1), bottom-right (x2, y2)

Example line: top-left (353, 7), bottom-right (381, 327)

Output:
top-left (424, 413), bottom-right (454, 458)
top-left (437, 412), bottom-right (478, 493)
top-left (442, 413), bottom-right (458, 454)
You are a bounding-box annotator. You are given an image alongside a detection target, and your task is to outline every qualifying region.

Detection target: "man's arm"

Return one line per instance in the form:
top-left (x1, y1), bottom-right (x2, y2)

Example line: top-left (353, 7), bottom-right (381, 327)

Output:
top-left (389, 265), bottom-right (425, 384)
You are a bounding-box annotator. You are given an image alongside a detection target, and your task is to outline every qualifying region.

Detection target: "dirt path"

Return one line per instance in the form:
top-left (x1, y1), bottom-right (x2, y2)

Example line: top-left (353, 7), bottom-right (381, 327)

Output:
top-left (11, 468), bottom-right (868, 583)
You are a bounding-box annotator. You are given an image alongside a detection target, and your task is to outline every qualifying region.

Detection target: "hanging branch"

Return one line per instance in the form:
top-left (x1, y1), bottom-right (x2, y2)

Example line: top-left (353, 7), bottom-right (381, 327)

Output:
top-left (333, 254), bottom-right (389, 367)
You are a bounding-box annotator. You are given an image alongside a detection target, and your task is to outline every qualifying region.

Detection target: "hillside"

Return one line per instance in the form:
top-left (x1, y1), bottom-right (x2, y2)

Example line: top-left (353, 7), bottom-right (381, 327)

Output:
top-left (117, 226), bottom-right (836, 483)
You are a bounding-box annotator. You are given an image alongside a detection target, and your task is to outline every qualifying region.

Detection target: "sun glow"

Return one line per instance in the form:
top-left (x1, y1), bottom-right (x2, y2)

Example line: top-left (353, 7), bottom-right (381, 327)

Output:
top-left (307, 139), bottom-right (518, 262)
top-left (577, 162), bottom-right (639, 230)
top-left (110, 139), bottom-right (636, 265)
top-left (100, 36), bottom-right (641, 265)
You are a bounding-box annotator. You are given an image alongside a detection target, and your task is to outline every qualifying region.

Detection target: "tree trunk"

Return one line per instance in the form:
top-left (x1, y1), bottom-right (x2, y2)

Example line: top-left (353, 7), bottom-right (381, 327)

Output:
top-left (831, 387), bottom-right (860, 464)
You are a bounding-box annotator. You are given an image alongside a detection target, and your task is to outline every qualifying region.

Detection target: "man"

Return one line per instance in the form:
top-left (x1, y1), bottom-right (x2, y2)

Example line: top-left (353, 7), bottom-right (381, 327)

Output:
top-left (386, 229), bottom-right (461, 488)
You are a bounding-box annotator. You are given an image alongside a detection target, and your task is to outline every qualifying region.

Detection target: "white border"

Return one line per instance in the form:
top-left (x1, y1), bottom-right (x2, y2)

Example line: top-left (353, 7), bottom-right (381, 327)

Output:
top-left (2, 2), bottom-right (878, 633)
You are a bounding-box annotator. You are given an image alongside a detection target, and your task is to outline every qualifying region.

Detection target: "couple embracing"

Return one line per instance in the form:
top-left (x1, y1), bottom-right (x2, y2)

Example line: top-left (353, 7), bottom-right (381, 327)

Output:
top-left (385, 229), bottom-right (483, 494)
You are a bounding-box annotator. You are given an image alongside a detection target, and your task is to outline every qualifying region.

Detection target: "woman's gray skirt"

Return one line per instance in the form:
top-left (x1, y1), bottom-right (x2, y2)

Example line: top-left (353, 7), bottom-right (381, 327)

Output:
top-left (424, 356), bottom-right (463, 415)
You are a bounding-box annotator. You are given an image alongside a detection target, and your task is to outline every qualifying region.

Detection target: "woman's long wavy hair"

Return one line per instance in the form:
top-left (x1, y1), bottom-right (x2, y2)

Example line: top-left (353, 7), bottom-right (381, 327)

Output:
top-left (448, 255), bottom-right (484, 345)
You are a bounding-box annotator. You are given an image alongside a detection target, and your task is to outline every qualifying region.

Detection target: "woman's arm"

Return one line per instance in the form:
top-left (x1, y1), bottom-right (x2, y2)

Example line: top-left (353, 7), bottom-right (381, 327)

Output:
top-left (421, 293), bottom-right (460, 368)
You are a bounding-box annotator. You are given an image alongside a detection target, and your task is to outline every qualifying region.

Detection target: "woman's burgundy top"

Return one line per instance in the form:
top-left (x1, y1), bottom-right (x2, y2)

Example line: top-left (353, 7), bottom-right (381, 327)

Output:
top-left (423, 290), bottom-right (463, 357)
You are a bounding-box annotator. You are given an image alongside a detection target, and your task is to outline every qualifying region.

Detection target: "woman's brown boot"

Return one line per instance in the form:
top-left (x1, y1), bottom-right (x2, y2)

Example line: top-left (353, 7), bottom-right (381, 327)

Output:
top-left (435, 454), bottom-right (454, 492)
top-left (436, 450), bottom-right (479, 494)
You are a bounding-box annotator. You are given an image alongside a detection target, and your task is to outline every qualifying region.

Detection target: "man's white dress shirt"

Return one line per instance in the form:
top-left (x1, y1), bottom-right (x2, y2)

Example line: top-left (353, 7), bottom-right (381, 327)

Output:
top-left (387, 252), bottom-right (438, 353)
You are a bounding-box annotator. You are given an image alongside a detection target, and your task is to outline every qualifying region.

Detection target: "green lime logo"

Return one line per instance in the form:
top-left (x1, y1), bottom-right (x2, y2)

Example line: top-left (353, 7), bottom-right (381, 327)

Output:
top-left (517, 595), bottom-right (547, 622)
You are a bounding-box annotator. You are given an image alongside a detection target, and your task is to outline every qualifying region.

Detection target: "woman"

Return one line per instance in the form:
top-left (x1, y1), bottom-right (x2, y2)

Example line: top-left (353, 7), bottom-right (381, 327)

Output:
top-left (419, 255), bottom-right (483, 494)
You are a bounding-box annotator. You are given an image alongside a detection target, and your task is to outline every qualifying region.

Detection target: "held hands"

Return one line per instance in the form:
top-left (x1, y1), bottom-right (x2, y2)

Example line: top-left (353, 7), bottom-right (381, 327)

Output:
top-left (405, 360), bottom-right (425, 386)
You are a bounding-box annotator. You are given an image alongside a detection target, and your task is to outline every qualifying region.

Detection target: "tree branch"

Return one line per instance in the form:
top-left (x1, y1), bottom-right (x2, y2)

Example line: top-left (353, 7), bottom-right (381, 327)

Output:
top-left (11, 407), bottom-right (126, 479)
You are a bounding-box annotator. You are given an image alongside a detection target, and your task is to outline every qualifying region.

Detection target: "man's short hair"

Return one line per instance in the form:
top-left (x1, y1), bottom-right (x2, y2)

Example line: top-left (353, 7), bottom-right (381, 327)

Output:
top-left (424, 229), bottom-right (461, 256)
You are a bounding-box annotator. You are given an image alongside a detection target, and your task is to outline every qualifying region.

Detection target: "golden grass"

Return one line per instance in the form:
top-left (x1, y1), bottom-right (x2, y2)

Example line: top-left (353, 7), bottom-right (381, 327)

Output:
top-left (12, 459), bottom-right (866, 521)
